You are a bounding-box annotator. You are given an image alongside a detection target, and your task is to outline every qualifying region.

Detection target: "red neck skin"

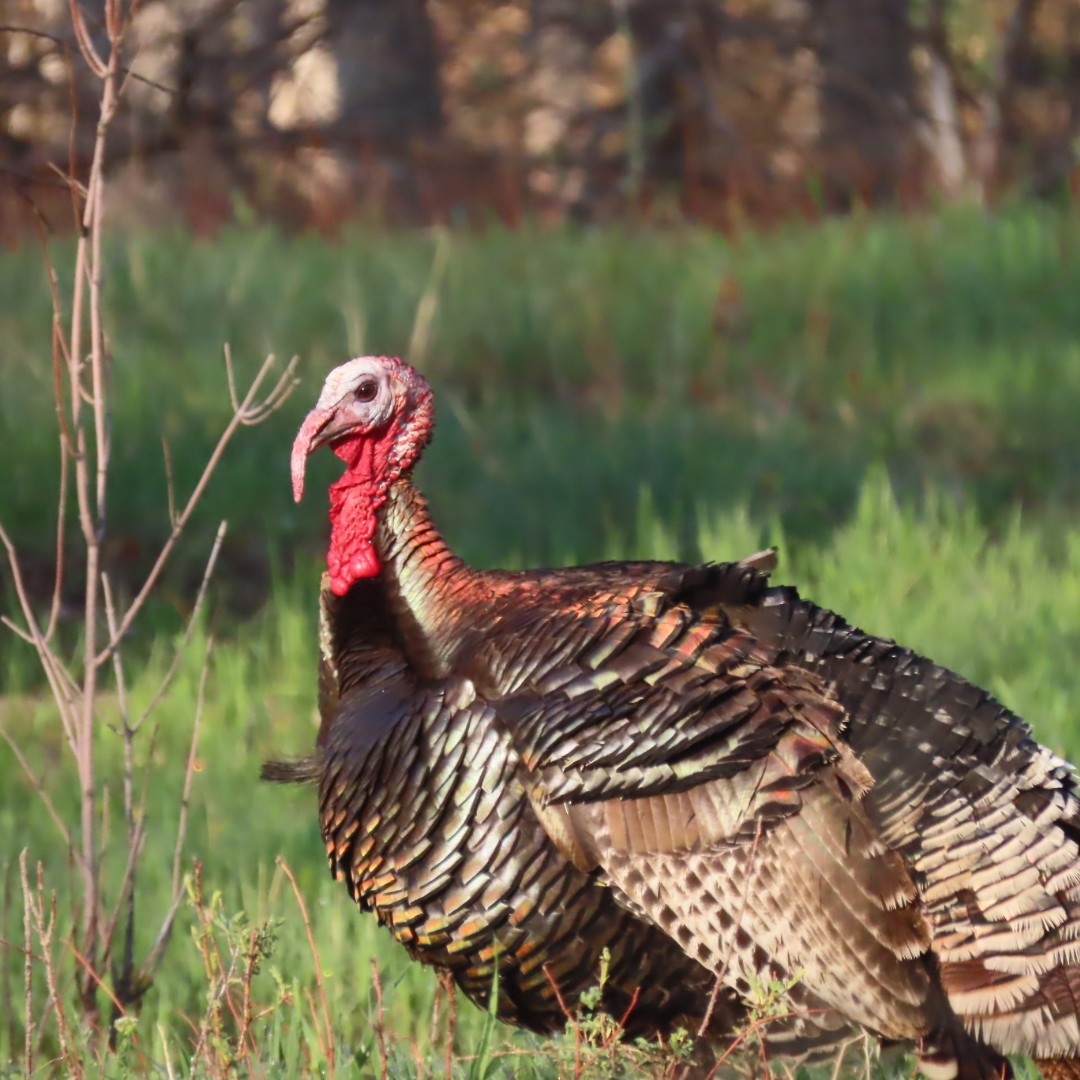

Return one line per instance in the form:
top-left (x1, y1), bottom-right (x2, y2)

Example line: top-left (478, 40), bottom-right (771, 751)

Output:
top-left (326, 422), bottom-right (401, 596)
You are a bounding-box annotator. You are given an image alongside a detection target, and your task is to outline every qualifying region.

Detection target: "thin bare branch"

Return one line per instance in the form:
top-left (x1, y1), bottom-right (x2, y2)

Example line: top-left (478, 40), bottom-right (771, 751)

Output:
top-left (0, 523), bottom-right (81, 750)
top-left (135, 521), bottom-right (226, 732)
top-left (236, 353), bottom-right (301, 427)
top-left (161, 435), bottom-right (177, 528)
top-left (0, 617), bottom-right (36, 646)
top-left (98, 570), bottom-right (142, 983)
top-left (23, 200), bottom-right (75, 649)
top-left (98, 813), bottom-right (145, 974)
top-left (21, 852), bottom-right (32, 1078)
top-left (0, 22), bottom-right (176, 96)
top-left (170, 637), bottom-right (210, 918)
top-left (46, 160), bottom-right (89, 202)
top-left (0, 728), bottom-right (76, 855)
top-left (139, 637), bottom-right (212, 982)
top-left (0, 526), bottom-right (45, 643)
top-left (45, 442), bottom-right (70, 644)
top-left (0, 24), bottom-right (67, 45)
top-left (158, 1023), bottom-right (176, 1080)
top-left (223, 343), bottom-right (241, 413)
top-left (829, 1036), bottom-right (854, 1079)
top-left (277, 857), bottom-right (335, 1070)
top-left (407, 230), bottom-right (451, 368)
top-left (695, 976), bottom-right (727, 1042)
top-left (138, 889), bottom-right (185, 997)
top-left (68, 0), bottom-right (107, 77)
top-left (101, 573), bottom-right (130, 724)
top-left (106, 0), bottom-right (123, 42)
top-left (93, 353), bottom-right (297, 665)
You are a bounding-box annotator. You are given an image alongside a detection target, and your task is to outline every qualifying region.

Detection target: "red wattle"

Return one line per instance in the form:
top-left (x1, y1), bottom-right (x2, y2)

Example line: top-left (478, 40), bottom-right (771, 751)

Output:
top-left (324, 422), bottom-right (402, 595)
top-left (328, 539), bottom-right (380, 595)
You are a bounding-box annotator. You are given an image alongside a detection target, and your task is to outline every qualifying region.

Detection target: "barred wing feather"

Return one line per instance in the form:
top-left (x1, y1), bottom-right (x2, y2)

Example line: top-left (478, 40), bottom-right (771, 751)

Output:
top-left (485, 561), bottom-right (1080, 1074)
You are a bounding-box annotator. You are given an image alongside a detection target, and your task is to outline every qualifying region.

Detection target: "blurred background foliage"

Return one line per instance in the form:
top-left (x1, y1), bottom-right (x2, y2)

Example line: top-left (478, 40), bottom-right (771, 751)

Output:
top-left (2, 0), bottom-right (1079, 237)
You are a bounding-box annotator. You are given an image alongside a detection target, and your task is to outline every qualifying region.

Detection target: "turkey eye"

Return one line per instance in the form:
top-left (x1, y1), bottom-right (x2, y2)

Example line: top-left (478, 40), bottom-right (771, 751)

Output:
top-left (356, 379), bottom-right (378, 403)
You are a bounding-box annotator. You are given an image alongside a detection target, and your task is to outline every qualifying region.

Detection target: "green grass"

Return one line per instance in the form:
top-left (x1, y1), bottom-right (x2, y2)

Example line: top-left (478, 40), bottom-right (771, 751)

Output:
top-left (3, 204), bottom-right (1080, 1076)
top-left (4, 204), bottom-right (1080, 574)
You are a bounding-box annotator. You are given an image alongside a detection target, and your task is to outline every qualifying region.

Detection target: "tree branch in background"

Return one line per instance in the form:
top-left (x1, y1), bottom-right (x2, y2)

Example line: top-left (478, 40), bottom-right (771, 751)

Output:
top-left (0, 0), bottom-right (299, 1055)
top-left (93, 350), bottom-right (298, 667)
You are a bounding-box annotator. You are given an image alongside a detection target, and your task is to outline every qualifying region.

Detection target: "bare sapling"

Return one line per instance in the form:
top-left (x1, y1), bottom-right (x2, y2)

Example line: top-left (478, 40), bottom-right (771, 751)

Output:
top-left (0, 0), bottom-right (297, 1063)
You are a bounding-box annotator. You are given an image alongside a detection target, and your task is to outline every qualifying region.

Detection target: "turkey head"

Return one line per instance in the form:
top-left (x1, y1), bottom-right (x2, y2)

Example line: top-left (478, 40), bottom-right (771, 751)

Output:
top-left (291, 356), bottom-right (434, 595)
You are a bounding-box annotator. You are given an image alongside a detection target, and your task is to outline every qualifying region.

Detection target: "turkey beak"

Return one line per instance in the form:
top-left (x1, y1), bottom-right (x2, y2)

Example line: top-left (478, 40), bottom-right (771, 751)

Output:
top-left (292, 408), bottom-right (329, 503)
top-left (291, 403), bottom-right (372, 502)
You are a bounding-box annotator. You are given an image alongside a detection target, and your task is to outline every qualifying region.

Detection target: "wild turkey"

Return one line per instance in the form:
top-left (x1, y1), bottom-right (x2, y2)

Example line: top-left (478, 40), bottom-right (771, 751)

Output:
top-left (267, 355), bottom-right (1080, 1079)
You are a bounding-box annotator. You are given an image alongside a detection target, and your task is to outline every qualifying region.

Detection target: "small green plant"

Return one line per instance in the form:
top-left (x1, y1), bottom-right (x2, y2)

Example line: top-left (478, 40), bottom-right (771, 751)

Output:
top-left (186, 863), bottom-right (281, 1076)
top-left (544, 949), bottom-right (701, 1080)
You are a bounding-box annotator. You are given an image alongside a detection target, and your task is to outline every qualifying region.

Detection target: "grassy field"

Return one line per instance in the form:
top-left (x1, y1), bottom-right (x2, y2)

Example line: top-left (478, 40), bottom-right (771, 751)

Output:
top-left (2, 204), bottom-right (1080, 1077)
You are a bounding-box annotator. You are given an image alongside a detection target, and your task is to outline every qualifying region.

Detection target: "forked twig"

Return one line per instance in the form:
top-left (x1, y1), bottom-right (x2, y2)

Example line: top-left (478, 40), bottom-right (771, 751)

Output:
top-left (68, 0), bottom-right (107, 77)
top-left (21, 854), bottom-right (81, 1078)
top-left (93, 352), bottom-right (298, 665)
top-left (0, 524), bottom-right (81, 753)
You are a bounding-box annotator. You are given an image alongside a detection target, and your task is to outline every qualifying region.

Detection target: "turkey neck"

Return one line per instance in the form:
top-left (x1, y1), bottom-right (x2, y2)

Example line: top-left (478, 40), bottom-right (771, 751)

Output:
top-left (375, 475), bottom-right (480, 677)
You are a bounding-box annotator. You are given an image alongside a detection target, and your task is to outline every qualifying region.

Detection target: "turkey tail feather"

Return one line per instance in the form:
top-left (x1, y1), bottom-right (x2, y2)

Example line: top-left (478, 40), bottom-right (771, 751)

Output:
top-left (260, 754), bottom-right (322, 784)
top-left (736, 584), bottom-right (1080, 1059)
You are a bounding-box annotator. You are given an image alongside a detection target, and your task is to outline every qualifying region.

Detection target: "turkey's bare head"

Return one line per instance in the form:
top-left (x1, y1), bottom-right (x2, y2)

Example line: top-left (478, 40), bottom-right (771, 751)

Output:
top-left (292, 356), bottom-right (434, 596)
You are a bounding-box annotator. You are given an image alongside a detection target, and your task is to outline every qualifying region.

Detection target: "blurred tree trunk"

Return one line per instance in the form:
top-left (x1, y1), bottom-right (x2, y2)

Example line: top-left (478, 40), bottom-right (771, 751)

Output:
top-left (809, 0), bottom-right (920, 201)
top-left (525, 0), bottom-right (730, 216)
top-left (623, 0), bottom-right (731, 189)
top-left (525, 0), bottom-right (606, 215)
top-left (920, 0), bottom-right (970, 198)
top-left (975, 0), bottom-right (1042, 197)
top-left (325, 0), bottom-right (443, 142)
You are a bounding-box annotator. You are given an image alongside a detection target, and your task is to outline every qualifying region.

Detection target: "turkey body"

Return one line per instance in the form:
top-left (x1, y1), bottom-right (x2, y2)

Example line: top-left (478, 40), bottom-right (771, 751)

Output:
top-left (312, 571), bottom-right (740, 1043)
top-left (303, 524), bottom-right (850, 1061)
top-left (271, 357), bottom-right (1080, 1079)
